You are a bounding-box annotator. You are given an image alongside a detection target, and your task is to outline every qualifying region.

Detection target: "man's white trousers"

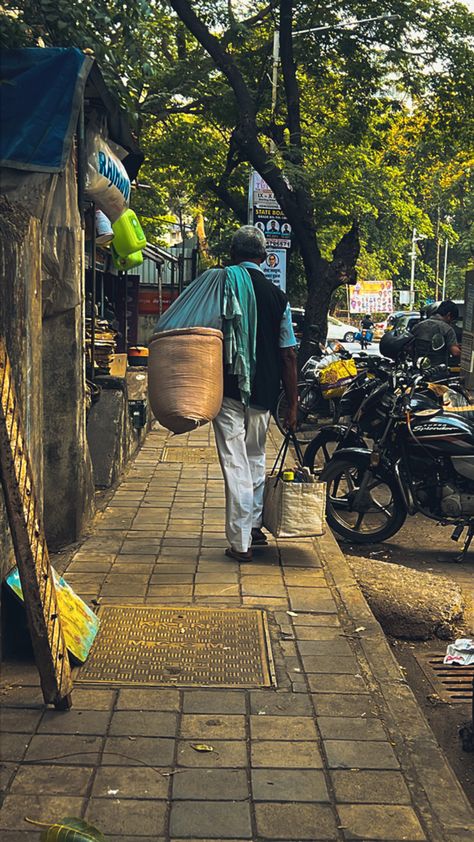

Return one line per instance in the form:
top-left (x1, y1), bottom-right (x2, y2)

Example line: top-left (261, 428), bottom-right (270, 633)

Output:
top-left (213, 397), bottom-right (270, 553)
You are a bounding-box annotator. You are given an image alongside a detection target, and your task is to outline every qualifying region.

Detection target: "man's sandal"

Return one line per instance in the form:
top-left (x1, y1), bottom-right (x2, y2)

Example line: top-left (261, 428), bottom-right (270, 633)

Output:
top-left (225, 547), bottom-right (253, 562)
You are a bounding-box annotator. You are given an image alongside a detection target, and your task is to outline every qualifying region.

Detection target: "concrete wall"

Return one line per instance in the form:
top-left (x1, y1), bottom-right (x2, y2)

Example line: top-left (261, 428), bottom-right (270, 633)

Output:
top-left (0, 197), bottom-right (43, 580)
top-left (87, 374), bottom-right (147, 488)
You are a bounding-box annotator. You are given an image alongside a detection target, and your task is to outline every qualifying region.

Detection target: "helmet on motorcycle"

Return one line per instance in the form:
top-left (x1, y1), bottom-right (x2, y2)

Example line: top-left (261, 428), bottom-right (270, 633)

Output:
top-left (379, 330), bottom-right (415, 360)
top-left (420, 302), bottom-right (440, 320)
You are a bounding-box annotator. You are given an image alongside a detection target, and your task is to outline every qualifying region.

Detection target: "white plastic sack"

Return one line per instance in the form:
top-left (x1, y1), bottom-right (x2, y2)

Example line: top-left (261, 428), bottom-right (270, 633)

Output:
top-left (85, 129), bottom-right (131, 222)
top-left (263, 475), bottom-right (326, 537)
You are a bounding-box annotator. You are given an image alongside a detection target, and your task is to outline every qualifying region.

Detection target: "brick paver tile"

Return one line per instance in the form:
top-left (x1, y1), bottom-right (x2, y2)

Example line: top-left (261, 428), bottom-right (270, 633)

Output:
top-left (147, 584), bottom-right (194, 598)
top-left (252, 768), bottom-right (329, 802)
top-left (0, 709), bottom-right (42, 733)
top-left (180, 714), bottom-right (246, 740)
top-left (250, 715), bottom-right (317, 740)
top-left (337, 804), bottom-right (426, 840)
top-left (325, 739), bottom-right (399, 770)
top-left (297, 638), bottom-right (353, 656)
top-left (170, 800), bottom-right (252, 839)
top-left (38, 710), bottom-right (112, 735)
top-left (177, 740), bottom-right (247, 768)
top-left (251, 740), bottom-right (323, 768)
top-left (109, 711), bottom-right (177, 737)
top-left (9, 764), bottom-right (93, 795)
top-left (193, 584), bottom-right (240, 597)
top-left (195, 572), bottom-right (239, 583)
top-left (182, 691), bottom-right (246, 714)
top-left (291, 613), bottom-right (341, 627)
top-left (0, 795), bottom-right (85, 831)
top-left (103, 736), bottom-right (175, 766)
top-left (172, 768), bottom-right (249, 800)
top-left (24, 734), bottom-right (103, 765)
top-left (86, 797), bottom-right (167, 836)
top-left (249, 690), bottom-right (313, 716)
top-left (300, 655), bottom-right (360, 674)
top-left (92, 765), bottom-right (170, 798)
top-left (288, 588), bottom-right (337, 612)
top-left (318, 716), bottom-right (386, 741)
top-left (312, 693), bottom-right (378, 717)
top-left (241, 579), bottom-right (286, 597)
top-left (255, 802), bottom-right (337, 839)
top-left (331, 770), bottom-right (411, 804)
top-left (308, 674), bottom-right (369, 694)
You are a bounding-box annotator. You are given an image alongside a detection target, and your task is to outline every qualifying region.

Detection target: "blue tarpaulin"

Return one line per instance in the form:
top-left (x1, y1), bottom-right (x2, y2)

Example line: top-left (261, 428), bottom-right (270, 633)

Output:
top-left (0, 48), bottom-right (93, 172)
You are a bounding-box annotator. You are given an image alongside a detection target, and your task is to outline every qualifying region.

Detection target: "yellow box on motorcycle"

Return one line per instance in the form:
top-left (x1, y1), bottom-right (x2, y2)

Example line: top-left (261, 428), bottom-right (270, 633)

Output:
top-left (319, 358), bottom-right (358, 398)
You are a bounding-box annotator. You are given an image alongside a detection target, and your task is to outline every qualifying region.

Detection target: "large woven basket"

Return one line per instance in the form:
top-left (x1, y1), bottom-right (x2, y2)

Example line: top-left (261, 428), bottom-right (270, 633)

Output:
top-left (148, 327), bottom-right (224, 434)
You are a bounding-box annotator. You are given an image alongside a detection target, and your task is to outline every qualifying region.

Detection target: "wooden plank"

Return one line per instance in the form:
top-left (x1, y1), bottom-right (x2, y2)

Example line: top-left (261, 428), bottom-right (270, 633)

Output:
top-left (0, 337), bottom-right (72, 708)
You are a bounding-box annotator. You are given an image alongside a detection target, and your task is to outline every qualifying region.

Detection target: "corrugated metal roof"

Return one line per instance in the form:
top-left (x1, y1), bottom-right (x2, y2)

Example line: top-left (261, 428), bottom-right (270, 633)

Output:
top-left (144, 244), bottom-right (179, 264)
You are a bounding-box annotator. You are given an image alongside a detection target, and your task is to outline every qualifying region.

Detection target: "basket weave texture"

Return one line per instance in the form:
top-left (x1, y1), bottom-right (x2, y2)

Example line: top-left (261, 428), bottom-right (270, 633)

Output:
top-left (148, 327), bottom-right (224, 434)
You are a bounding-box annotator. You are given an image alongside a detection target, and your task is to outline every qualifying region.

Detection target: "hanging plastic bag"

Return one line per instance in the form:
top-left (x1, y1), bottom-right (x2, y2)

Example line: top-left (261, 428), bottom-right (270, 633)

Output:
top-left (85, 128), bottom-right (131, 222)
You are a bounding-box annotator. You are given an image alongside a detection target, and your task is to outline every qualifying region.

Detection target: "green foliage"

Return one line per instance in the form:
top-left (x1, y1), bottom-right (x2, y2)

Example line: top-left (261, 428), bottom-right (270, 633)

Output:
top-left (3, 0), bottom-right (473, 298)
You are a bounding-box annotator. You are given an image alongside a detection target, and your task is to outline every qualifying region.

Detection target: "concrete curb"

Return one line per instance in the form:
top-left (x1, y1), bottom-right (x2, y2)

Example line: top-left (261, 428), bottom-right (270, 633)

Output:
top-left (317, 528), bottom-right (474, 842)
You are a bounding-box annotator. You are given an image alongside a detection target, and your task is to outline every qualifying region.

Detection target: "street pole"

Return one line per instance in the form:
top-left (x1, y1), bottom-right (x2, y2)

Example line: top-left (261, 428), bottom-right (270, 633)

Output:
top-left (409, 227), bottom-right (417, 311)
top-left (442, 239), bottom-right (449, 300)
top-left (270, 30), bottom-right (279, 154)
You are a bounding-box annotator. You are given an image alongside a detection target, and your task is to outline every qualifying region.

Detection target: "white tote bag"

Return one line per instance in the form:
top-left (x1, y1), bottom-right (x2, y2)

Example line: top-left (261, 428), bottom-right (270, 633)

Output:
top-left (263, 433), bottom-right (326, 538)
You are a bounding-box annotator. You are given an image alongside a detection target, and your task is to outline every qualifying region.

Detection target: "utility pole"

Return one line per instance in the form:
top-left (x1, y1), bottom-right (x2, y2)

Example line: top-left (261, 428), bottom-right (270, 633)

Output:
top-left (442, 239), bottom-right (449, 300)
top-left (409, 227), bottom-right (427, 310)
top-left (409, 227), bottom-right (417, 311)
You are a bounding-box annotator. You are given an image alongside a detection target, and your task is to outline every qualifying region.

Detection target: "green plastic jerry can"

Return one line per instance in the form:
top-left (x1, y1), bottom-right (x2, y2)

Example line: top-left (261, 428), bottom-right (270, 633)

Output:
top-left (111, 243), bottom-right (144, 271)
top-left (112, 209), bottom-right (147, 257)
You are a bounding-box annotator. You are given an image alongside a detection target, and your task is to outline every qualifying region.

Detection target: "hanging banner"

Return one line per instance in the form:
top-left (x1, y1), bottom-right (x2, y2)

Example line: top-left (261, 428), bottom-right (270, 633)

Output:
top-left (253, 207), bottom-right (291, 248)
top-left (350, 280), bottom-right (393, 314)
top-left (261, 249), bottom-right (287, 291)
top-left (250, 171), bottom-right (280, 209)
top-left (249, 171), bottom-right (291, 289)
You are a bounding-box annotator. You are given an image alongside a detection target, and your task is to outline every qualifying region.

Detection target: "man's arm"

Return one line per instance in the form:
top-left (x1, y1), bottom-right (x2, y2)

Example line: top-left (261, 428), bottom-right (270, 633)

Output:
top-left (449, 343), bottom-right (461, 357)
top-left (280, 347), bottom-right (298, 430)
top-left (445, 325), bottom-right (461, 357)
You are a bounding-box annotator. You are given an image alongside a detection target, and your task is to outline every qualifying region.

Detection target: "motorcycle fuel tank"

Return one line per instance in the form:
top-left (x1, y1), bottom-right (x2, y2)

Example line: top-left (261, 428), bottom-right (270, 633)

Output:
top-left (409, 413), bottom-right (474, 455)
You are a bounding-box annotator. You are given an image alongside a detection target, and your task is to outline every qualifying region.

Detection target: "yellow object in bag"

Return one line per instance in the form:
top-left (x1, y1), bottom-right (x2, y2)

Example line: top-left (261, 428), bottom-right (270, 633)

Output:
top-left (319, 358), bottom-right (357, 398)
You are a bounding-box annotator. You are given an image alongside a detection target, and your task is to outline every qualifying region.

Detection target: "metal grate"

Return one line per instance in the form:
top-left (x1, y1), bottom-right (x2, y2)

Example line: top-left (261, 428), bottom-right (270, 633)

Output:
top-left (76, 605), bottom-right (276, 688)
top-left (414, 651), bottom-right (474, 704)
top-left (162, 446), bottom-right (218, 463)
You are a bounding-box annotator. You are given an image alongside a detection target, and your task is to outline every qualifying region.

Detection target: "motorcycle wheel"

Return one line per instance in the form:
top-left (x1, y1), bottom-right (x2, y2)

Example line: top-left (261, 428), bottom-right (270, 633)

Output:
top-left (323, 457), bottom-right (407, 543)
top-left (275, 383), bottom-right (338, 444)
top-left (303, 427), bottom-right (367, 477)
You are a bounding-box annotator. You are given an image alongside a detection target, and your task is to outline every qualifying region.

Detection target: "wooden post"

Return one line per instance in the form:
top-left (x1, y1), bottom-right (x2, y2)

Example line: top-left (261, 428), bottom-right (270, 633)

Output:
top-left (0, 338), bottom-right (72, 709)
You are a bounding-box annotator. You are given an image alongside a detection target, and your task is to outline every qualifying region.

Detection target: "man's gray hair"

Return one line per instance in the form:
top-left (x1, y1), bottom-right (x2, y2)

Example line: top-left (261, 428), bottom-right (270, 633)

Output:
top-left (230, 225), bottom-right (267, 260)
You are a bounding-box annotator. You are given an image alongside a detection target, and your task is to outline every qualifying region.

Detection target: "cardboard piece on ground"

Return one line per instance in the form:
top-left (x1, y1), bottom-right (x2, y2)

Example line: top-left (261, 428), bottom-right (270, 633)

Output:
top-left (6, 566), bottom-right (99, 664)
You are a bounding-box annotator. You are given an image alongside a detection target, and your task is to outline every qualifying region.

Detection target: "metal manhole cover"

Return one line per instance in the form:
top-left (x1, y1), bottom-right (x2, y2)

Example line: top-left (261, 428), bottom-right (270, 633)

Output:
top-left (162, 447), bottom-right (218, 463)
top-left (76, 605), bottom-right (275, 687)
top-left (414, 652), bottom-right (474, 704)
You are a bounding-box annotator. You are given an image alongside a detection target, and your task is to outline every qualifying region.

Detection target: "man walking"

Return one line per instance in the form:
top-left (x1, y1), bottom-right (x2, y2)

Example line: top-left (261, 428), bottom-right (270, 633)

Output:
top-left (213, 226), bottom-right (298, 561)
top-left (411, 300), bottom-right (461, 366)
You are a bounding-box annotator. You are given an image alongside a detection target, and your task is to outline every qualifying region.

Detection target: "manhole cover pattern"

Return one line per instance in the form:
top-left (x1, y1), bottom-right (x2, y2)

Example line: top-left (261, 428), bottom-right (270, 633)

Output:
top-left (415, 652), bottom-right (474, 703)
top-left (76, 605), bottom-right (275, 687)
top-left (162, 446), bottom-right (218, 463)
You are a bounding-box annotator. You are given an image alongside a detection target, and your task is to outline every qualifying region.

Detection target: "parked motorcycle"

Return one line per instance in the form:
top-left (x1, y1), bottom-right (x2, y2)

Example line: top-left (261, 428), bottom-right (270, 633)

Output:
top-left (319, 362), bottom-right (474, 559)
top-left (275, 341), bottom-right (364, 444)
top-left (304, 332), bottom-right (468, 476)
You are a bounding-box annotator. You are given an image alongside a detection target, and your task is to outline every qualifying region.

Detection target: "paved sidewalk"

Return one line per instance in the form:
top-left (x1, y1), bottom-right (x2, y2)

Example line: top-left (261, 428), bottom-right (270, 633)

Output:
top-left (1, 425), bottom-right (474, 841)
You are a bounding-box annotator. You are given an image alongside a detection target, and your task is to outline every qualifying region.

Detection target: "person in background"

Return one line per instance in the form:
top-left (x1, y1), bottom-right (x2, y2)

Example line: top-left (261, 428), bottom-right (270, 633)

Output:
top-left (213, 225), bottom-right (298, 562)
top-left (411, 299), bottom-right (461, 366)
